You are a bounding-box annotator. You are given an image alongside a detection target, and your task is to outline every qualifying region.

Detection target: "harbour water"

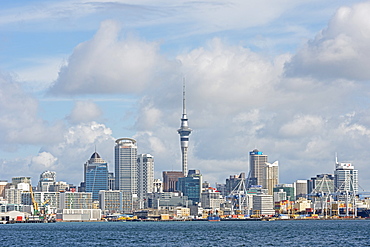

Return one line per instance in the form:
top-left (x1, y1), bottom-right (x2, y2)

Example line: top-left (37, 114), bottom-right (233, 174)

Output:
top-left (1, 220), bottom-right (370, 246)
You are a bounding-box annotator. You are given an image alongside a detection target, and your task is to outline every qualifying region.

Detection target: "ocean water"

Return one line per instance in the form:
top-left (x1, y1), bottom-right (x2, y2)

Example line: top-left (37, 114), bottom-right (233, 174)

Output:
top-left (1, 220), bottom-right (370, 246)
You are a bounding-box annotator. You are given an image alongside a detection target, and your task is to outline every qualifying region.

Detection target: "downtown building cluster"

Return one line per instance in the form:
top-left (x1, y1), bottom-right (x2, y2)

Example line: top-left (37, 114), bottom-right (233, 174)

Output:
top-left (0, 87), bottom-right (369, 221)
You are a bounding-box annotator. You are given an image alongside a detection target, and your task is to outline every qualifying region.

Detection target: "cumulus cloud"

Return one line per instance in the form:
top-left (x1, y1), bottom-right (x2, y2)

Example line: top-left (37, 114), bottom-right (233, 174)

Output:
top-left (0, 72), bottom-right (64, 150)
top-left (29, 152), bottom-right (58, 171)
top-left (49, 20), bottom-right (166, 95)
top-left (68, 100), bottom-right (103, 123)
top-left (285, 2), bottom-right (370, 80)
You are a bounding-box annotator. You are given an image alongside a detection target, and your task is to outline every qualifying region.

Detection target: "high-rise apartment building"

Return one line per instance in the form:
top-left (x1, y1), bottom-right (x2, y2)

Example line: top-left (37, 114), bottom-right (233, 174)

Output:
top-left (37, 171), bottom-right (56, 192)
top-left (263, 161), bottom-right (279, 195)
top-left (178, 82), bottom-right (192, 177)
top-left (137, 154), bottom-right (154, 209)
top-left (249, 149), bottom-right (268, 186)
top-left (115, 138), bottom-right (137, 193)
top-left (84, 152), bottom-right (108, 200)
top-left (334, 158), bottom-right (358, 195)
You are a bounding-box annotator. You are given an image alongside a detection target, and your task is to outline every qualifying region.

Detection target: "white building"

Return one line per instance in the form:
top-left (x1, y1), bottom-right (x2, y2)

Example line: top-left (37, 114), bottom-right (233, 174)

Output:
top-left (294, 180), bottom-right (308, 199)
top-left (335, 160), bottom-right (358, 195)
top-left (252, 194), bottom-right (275, 216)
top-left (115, 138), bottom-right (137, 194)
top-left (263, 161), bottom-right (279, 195)
top-left (137, 154), bottom-right (154, 209)
top-left (59, 192), bottom-right (93, 210)
top-left (37, 171), bottom-right (56, 192)
top-left (201, 188), bottom-right (224, 210)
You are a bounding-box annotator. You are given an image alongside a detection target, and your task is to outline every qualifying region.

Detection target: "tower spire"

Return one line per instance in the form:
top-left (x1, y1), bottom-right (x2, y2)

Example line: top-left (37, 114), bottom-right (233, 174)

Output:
top-left (182, 78), bottom-right (186, 115)
top-left (178, 78), bottom-right (192, 177)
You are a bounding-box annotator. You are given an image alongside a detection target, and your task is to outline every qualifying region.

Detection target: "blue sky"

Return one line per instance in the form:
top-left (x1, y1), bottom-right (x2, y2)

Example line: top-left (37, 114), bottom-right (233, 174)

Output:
top-left (1, 0), bottom-right (370, 191)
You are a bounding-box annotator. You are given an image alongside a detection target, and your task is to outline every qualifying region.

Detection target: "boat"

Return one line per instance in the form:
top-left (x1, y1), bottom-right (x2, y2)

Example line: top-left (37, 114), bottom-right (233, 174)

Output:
top-left (207, 216), bottom-right (220, 221)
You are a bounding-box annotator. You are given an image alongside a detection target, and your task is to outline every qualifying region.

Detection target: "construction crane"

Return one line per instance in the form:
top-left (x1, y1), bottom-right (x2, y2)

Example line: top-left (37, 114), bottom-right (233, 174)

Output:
top-left (29, 185), bottom-right (39, 216)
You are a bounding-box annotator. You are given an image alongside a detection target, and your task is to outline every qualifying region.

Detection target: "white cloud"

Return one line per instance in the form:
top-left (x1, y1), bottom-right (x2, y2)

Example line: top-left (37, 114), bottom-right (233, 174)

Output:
top-left (0, 72), bottom-right (65, 149)
top-left (29, 152), bottom-right (58, 171)
top-left (49, 20), bottom-right (166, 95)
top-left (279, 115), bottom-right (326, 138)
top-left (68, 100), bottom-right (103, 123)
top-left (285, 2), bottom-right (370, 80)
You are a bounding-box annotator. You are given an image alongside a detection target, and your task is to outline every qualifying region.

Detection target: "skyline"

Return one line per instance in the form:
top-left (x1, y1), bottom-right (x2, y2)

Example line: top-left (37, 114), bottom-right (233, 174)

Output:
top-left (1, 1), bottom-right (370, 189)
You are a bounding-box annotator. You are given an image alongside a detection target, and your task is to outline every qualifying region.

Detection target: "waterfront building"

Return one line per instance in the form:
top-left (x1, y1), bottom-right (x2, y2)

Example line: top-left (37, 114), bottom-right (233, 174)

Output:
top-left (162, 171), bottom-right (184, 192)
top-left (225, 173), bottom-right (246, 196)
top-left (273, 189), bottom-right (287, 202)
top-left (99, 190), bottom-right (123, 213)
top-left (147, 192), bottom-right (191, 210)
top-left (178, 82), bottom-right (192, 177)
top-left (34, 192), bottom-right (59, 213)
top-left (201, 187), bottom-right (224, 210)
top-left (262, 161), bottom-right (279, 195)
top-left (137, 154), bottom-right (154, 209)
top-left (307, 174), bottom-right (335, 196)
top-left (334, 158), bottom-right (358, 195)
top-left (37, 171), bottom-right (56, 192)
top-left (84, 151), bottom-right (108, 200)
top-left (294, 180), bottom-right (308, 199)
top-left (252, 194), bottom-right (275, 216)
top-left (115, 138), bottom-right (137, 194)
top-left (177, 170), bottom-right (202, 204)
top-left (273, 184), bottom-right (295, 201)
top-left (249, 149), bottom-right (268, 186)
top-left (294, 198), bottom-right (312, 213)
top-left (59, 192), bottom-right (93, 210)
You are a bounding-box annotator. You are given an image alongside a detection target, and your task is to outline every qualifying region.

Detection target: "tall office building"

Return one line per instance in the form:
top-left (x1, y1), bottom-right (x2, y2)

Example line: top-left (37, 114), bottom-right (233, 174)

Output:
top-left (84, 151), bottom-right (108, 200)
top-left (178, 82), bottom-right (192, 176)
top-left (137, 154), bottom-right (154, 209)
top-left (334, 157), bottom-right (358, 195)
top-left (307, 174), bottom-right (335, 195)
top-left (163, 171), bottom-right (184, 192)
top-left (177, 170), bottom-right (202, 204)
top-left (115, 138), bottom-right (138, 194)
top-left (249, 149), bottom-right (268, 186)
top-left (263, 161), bottom-right (279, 195)
top-left (225, 173), bottom-right (246, 196)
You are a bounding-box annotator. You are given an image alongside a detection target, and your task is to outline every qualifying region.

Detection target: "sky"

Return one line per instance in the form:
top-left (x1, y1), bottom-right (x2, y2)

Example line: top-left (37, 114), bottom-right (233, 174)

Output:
top-left (1, 0), bottom-right (370, 191)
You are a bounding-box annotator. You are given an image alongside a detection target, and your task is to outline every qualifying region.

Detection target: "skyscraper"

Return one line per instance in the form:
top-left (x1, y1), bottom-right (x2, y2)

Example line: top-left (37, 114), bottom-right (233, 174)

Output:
top-left (178, 82), bottom-right (192, 176)
top-left (115, 138), bottom-right (138, 194)
top-left (137, 153), bottom-right (154, 209)
top-left (334, 157), bottom-right (358, 195)
top-left (249, 149), bottom-right (268, 186)
top-left (84, 151), bottom-right (108, 200)
top-left (177, 169), bottom-right (202, 204)
top-left (263, 161), bottom-right (279, 195)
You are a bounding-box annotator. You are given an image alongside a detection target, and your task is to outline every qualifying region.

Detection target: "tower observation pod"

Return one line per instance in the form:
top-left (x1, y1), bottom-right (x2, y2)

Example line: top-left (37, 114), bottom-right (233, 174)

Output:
top-left (178, 81), bottom-right (192, 177)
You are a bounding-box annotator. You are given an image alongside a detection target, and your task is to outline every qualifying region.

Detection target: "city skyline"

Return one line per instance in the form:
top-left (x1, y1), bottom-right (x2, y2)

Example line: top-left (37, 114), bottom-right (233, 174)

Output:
top-left (1, 1), bottom-right (370, 190)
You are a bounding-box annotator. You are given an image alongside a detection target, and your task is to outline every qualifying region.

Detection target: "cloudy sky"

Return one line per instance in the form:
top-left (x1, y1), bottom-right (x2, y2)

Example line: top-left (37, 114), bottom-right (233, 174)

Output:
top-left (1, 0), bottom-right (370, 191)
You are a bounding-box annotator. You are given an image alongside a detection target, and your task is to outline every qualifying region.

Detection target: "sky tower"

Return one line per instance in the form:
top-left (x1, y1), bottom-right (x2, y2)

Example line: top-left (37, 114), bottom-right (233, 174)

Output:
top-left (178, 81), bottom-right (192, 177)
